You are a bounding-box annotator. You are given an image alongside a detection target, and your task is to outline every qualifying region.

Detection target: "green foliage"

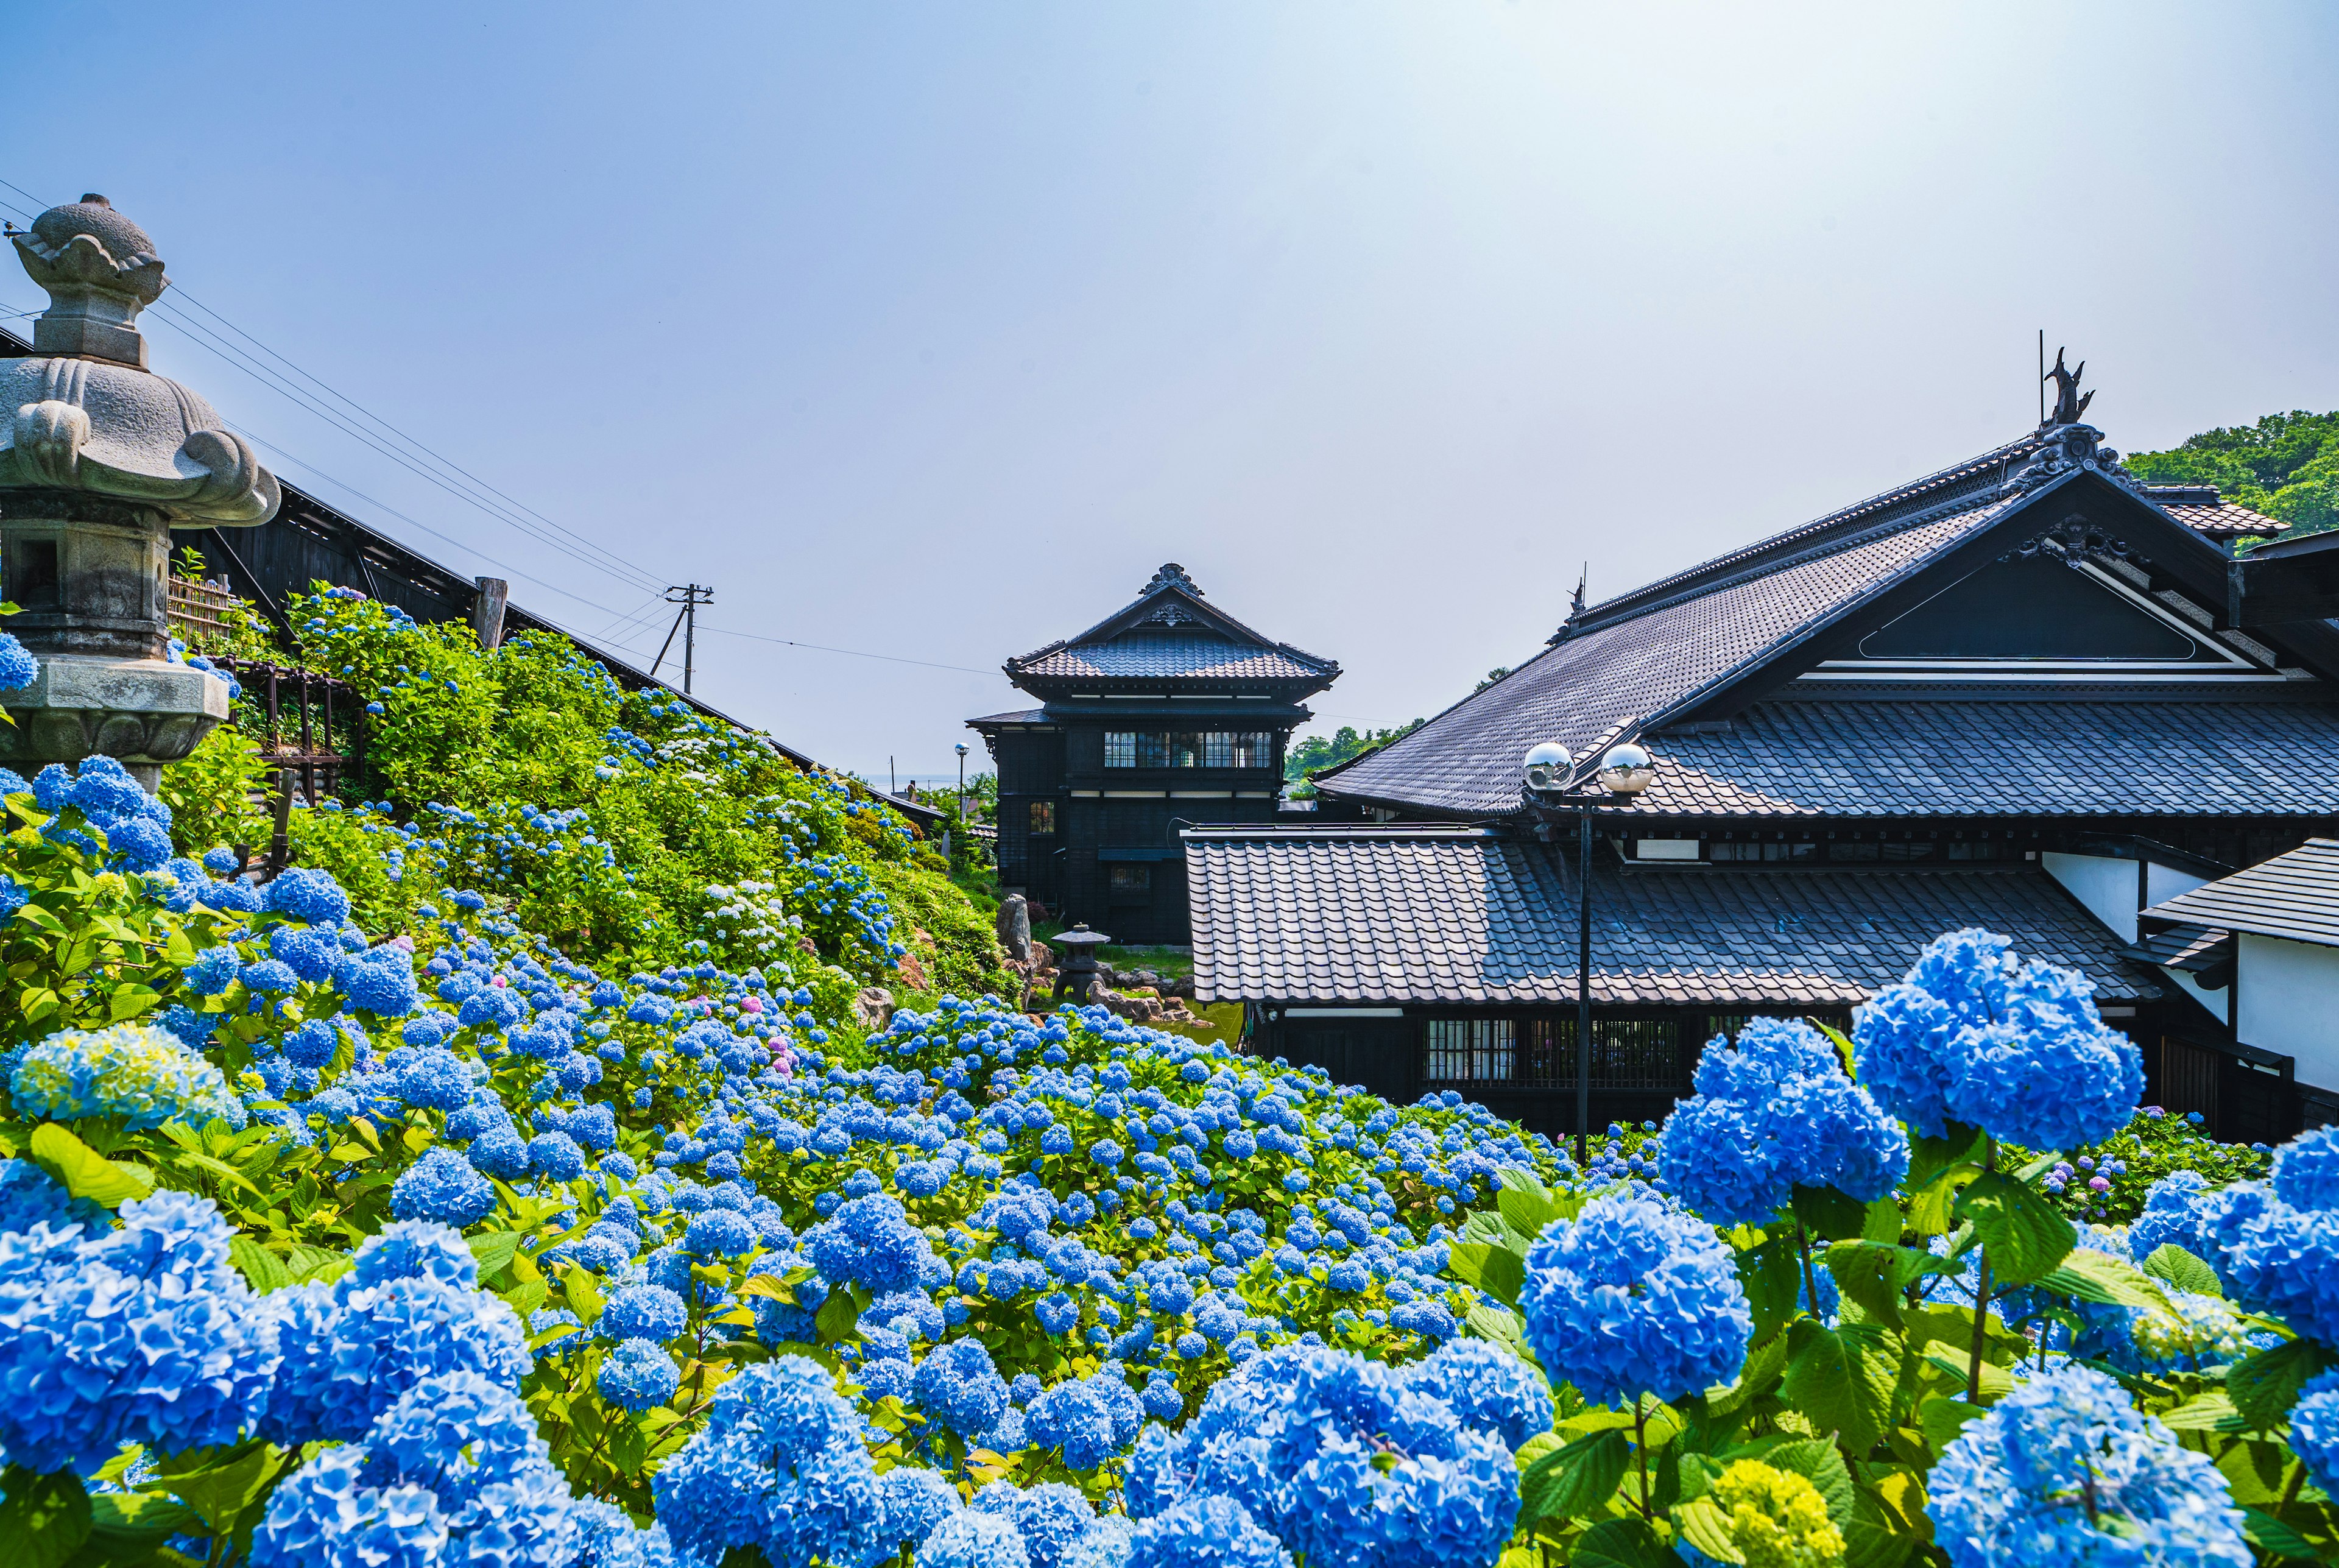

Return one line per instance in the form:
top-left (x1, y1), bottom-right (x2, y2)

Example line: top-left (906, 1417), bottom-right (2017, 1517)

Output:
top-left (1283, 719), bottom-right (1425, 785)
top-left (2025, 1106), bottom-right (2272, 1224)
top-left (157, 726), bottom-right (272, 863)
top-left (2128, 409), bottom-right (2339, 539)
top-left (245, 587), bottom-right (1012, 992)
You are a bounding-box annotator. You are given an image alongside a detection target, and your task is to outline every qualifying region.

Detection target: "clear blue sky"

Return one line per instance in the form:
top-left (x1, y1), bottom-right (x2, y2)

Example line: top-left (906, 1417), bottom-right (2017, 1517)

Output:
top-left (7, 3), bottom-right (2337, 783)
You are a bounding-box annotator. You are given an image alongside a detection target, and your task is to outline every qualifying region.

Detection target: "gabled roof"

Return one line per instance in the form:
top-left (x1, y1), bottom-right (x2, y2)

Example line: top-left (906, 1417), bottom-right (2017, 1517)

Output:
top-left (1004, 563), bottom-right (1339, 691)
top-left (1319, 431), bottom-right (2330, 818)
top-left (2143, 837), bottom-right (2339, 948)
top-left (1182, 825), bottom-right (2158, 1006)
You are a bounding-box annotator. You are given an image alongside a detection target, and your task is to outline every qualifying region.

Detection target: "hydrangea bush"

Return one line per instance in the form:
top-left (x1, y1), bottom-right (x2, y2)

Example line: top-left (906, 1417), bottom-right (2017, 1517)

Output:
top-left (0, 688), bottom-right (2327, 1568)
top-left (0, 757), bottom-right (1572, 1568)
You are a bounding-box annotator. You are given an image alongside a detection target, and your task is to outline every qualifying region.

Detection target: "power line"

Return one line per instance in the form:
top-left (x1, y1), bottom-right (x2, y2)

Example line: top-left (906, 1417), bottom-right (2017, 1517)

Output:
top-left (0, 180), bottom-right (1009, 690)
top-left (0, 175), bottom-right (663, 595)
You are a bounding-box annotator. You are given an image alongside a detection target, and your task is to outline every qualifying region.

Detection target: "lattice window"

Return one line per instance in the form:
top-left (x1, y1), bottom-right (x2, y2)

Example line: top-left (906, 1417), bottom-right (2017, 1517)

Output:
top-left (1103, 732), bottom-right (1277, 769)
top-left (1424, 1019), bottom-right (1516, 1083)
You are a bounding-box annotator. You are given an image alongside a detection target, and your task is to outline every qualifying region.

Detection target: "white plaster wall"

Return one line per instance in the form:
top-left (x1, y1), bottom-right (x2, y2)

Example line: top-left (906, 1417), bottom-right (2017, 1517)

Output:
top-left (2159, 964), bottom-right (2231, 1026)
top-left (2145, 861), bottom-right (2212, 908)
top-left (2238, 933), bottom-right (2339, 1093)
top-left (2043, 852), bottom-right (2142, 943)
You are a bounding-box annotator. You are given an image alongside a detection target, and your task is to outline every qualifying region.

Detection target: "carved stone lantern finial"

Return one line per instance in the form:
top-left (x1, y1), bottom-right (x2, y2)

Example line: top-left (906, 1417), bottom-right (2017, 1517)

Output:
top-left (0, 192), bottom-right (280, 789)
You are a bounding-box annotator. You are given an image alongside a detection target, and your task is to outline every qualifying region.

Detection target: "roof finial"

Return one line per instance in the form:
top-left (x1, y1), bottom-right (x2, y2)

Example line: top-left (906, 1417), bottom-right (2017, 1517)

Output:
top-left (2042, 347), bottom-right (2093, 428)
top-left (1141, 563), bottom-right (1201, 598)
top-left (1569, 563), bottom-right (1587, 620)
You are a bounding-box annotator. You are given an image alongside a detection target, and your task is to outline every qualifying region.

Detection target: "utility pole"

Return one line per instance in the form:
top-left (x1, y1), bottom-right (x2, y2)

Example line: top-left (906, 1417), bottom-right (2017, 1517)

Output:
top-left (651, 584), bottom-right (713, 693)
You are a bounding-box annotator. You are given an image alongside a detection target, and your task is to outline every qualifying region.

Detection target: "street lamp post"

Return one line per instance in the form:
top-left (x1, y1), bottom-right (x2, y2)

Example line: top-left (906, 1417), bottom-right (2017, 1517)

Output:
top-left (1524, 739), bottom-right (1656, 1166)
top-left (954, 743), bottom-right (969, 824)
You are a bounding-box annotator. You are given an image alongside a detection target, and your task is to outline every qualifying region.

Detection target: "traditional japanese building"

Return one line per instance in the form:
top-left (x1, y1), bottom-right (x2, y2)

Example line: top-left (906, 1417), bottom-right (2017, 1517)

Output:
top-left (1185, 371), bottom-right (2339, 1142)
top-left (970, 564), bottom-right (1338, 944)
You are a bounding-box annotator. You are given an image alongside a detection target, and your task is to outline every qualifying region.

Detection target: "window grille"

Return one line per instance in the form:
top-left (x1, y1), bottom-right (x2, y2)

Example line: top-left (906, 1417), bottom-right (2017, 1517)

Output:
top-left (1109, 864), bottom-right (1151, 894)
top-left (1028, 800), bottom-right (1057, 834)
top-left (1102, 732), bottom-right (1275, 769)
top-left (1424, 1019), bottom-right (1516, 1083)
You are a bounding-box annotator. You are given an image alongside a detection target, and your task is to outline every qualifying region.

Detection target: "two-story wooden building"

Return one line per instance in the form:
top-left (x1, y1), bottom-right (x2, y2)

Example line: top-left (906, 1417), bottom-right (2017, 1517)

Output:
top-left (1185, 384), bottom-right (2339, 1142)
top-left (970, 564), bottom-right (1338, 944)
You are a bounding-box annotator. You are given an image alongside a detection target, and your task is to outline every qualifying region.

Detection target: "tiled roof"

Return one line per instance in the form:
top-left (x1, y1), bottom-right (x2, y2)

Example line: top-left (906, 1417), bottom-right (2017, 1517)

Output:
top-left (2126, 923), bottom-right (2233, 973)
top-left (1317, 437), bottom-right (2301, 819)
top-left (1011, 635), bottom-right (1333, 682)
top-left (2159, 501), bottom-right (2286, 540)
top-left (2143, 838), bottom-right (2339, 948)
top-left (1184, 827), bottom-right (2158, 1006)
top-left (1322, 500), bottom-right (2013, 814)
top-left (1615, 699), bottom-right (2339, 818)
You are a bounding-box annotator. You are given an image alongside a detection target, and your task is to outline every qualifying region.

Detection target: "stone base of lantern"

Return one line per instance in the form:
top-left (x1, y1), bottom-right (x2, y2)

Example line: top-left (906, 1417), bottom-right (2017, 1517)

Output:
top-left (0, 654), bottom-right (231, 790)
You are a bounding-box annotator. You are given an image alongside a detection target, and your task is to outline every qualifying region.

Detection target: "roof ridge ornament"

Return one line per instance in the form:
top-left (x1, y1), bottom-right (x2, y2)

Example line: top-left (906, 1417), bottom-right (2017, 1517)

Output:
top-left (1141, 562), bottom-right (1202, 598)
top-left (2042, 347), bottom-right (2093, 428)
top-left (2001, 350), bottom-right (2142, 498)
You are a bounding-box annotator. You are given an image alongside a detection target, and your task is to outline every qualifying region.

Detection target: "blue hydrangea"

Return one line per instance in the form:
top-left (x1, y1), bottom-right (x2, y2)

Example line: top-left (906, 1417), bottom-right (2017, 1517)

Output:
top-left (1127, 1344), bottom-right (1516, 1567)
top-left (2128, 1171), bottom-right (2219, 1273)
top-left (1854, 930), bottom-right (2139, 1148)
top-left (599, 1337), bottom-right (681, 1412)
top-left (1406, 1337), bottom-right (1552, 1449)
top-left (266, 867), bottom-right (353, 926)
top-left (10, 1022), bottom-right (242, 1131)
top-left (0, 1157), bottom-right (108, 1236)
top-left (685, 1209), bottom-right (755, 1257)
top-left (186, 944), bottom-right (241, 996)
top-left (1126, 1497), bottom-right (1289, 1568)
top-left (2292, 1369), bottom-right (2339, 1500)
top-left (873, 1466), bottom-right (962, 1553)
top-left (2273, 1125), bottom-right (2339, 1214)
top-left (356, 1221), bottom-right (481, 1289)
top-left (1027, 1378), bottom-right (1123, 1470)
top-left (923, 1510), bottom-right (1031, 1568)
top-left (2208, 1179), bottom-right (2339, 1344)
top-left (390, 1146), bottom-right (496, 1227)
top-left (973, 1481), bottom-right (1094, 1568)
top-left (1656, 1018), bottom-right (1908, 1226)
top-left (531, 1130), bottom-right (589, 1181)
top-left (914, 1337), bottom-right (1012, 1437)
top-left (340, 953), bottom-right (423, 1017)
top-left (803, 1192), bottom-right (939, 1293)
top-left (270, 923), bottom-right (342, 983)
top-left (0, 1189), bottom-right (281, 1473)
top-left (1927, 1363), bottom-right (2250, 1568)
top-left (652, 1355), bottom-right (882, 1568)
top-left (602, 1282), bottom-right (689, 1344)
top-left (253, 1369), bottom-right (577, 1568)
top-left (261, 1247), bottom-right (533, 1445)
top-left (1519, 1192), bottom-right (1751, 1408)
top-left (0, 631), bottom-right (37, 691)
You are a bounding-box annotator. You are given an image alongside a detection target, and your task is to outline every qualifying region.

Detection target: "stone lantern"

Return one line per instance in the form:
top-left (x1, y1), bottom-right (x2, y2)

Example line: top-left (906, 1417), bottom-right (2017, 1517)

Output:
top-left (0, 194), bottom-right (278, 789)
top-left (1051, 924), bottom-right (1112, 1005)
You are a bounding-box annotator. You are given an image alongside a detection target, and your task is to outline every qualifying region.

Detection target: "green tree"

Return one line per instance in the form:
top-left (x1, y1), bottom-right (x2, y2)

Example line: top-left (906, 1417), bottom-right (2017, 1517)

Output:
top-left (2128, 408), bottom-right (2339, 539)
top-left (1283, 719), bottom-right (1425, 784)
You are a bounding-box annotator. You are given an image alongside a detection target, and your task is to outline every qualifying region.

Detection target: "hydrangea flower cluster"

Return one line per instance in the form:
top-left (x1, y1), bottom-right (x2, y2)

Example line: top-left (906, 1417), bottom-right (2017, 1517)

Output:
top-left (1678, 1460), bottom-right (1844, 1568)
top-left (2198, 1125), bottom-right (2339, 1345)
top-left (0, 1183), bottom-right (281, 1474)
top-left (1926, 1365), bottom-right (2251, 1567)
top-left (653, 1356), bottom-right (885, 1568)
top-left (1517, 1190), bottom-right (1751, 1408)
top-left (5, 1021), bottom-right (244, 1131)
top-left (253, 1369), bottom-right (584, 1568)
top-left (1127, 1343), bottom-right (1520, 1568)
top-left (1853, 928), bottom-right (2142, 1149)
top-left (1654, 1017), bottom-right (1908, 1226)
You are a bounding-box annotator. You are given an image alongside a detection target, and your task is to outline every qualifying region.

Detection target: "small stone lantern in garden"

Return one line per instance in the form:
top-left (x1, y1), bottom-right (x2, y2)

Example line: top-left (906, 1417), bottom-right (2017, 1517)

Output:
top-left (0, 194), bottom-right (278, 789)
top-left (1051, 923), bottom-right (1111, 1005)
